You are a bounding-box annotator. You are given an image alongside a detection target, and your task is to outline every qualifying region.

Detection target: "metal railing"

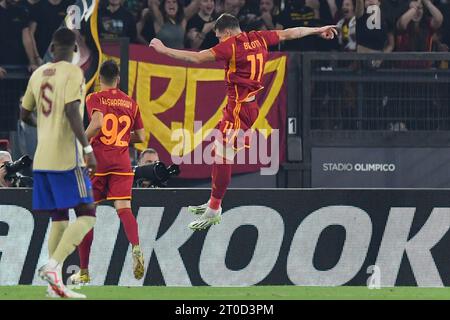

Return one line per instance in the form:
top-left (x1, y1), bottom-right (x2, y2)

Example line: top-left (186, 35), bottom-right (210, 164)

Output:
top-left (302, 52), bottom-right (450, 132)
top-left (295, 52), bottom-right (450, 187)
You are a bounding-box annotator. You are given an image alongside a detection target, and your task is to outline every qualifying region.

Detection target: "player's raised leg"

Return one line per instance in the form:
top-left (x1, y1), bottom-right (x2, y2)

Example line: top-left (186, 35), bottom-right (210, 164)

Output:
top-left (188, 141), bottom-right (233, 230)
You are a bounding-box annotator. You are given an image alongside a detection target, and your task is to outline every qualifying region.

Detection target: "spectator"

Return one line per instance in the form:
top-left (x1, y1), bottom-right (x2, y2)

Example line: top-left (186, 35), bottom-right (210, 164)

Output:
top-left (313, 0), bottom-right (341, 50)
top-left (433, 0), bottom-right (449, 70)
top-left (23, 0), bottom-right (39, 14)
top-left (242, 0), bottom-right (280, 32)
top-left (258, 0), bottom-right (280, 30)
top-left (29, 0), bottom-right (74, 62)
top-left (382, 0), bottom-right (410, 28)
top-left (98, 0), bottom-right (138, 43)
top-left (277, 0), bottom-right (321, 51)
top-left (307, 0), bottom-right (339, 23)
top-left (237, 0), bottom-right (260, 31)
top-left (336, 0), bottom-right (356, 51)
top-left (239, 0), bottom-right (281, 49)
top-left (0, 0), bottom-right (38, 72)
top-left (215, 0), bottom-right (223, 13)
top-left (0, 151), bottom-right (12, 188)
top-left (396, 0), bottom-right (443, 55)
top-left (186, 0), bottom-right (219, 49)
top-left (134, 148), bottom-right (160, 188)
top-left (434, 0), bottom-right (449, 53)
top-left (321, 0), bottom-right (339, 23)
top-left (395, 0), bottom-right (443, 130)
top-left (124, 0), bottom-right (146, 19)
top-left (150, 0), bottom-right (200, 49)
top-left (218, 0), bottom-right (241, 15)
top-left (137, 0), bottom-right (157, 44)
top-left (355, 0), bottom-right (395, 55)
top-left (138, 148), bottom-right (160, 165)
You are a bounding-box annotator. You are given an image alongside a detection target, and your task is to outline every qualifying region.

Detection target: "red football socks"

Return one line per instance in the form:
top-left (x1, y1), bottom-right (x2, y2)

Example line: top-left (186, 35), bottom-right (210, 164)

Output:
top-left (209, 196), bottom-right (222, 210)
top-left (210, 162), bottom-right (232, 209)
top-left (117, 208), bottom-right (140, 246)
top-left (78, 229), bottom-right (93, 269)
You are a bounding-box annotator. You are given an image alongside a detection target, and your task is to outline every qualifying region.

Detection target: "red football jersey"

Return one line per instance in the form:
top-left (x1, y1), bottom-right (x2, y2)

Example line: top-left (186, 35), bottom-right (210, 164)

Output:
top-left (210, 30), bottom-right (280, 102)
top-left (86, 88), bottom-right (144, 174)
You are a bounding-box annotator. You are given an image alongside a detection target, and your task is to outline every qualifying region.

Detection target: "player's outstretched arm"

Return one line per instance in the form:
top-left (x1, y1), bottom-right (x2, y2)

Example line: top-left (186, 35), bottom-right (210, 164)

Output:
top-left (85, 110), bottom-right (103, 141)
top-left (149, 38), bottom-right (215, 64)
top-left (65, 100), bottom-right (97, 174)
top-left (277, 25), bottom-right (338, 41)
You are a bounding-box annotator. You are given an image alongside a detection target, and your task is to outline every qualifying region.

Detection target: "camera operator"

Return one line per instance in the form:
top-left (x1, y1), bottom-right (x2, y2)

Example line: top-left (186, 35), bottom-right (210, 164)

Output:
top-left (0, 151), bottom-right (13, 187)
top-left (133, 148), bottom-right (180, 188)
top-left (0, 151), bottom-right (33, 188)
top-left (139, 148), bottom-right (160, 166)
top-left (134, 148), bottom-right (160, 188)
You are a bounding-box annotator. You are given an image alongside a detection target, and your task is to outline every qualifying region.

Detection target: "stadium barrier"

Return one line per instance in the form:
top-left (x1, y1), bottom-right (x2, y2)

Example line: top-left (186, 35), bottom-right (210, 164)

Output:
top-left (292, 52), bottom-right (450, 187)
top-left (1, 188), bottom-right (450, 287)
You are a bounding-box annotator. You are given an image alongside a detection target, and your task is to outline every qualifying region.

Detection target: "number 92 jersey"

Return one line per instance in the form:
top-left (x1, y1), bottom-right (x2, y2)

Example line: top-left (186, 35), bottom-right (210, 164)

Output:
top-left (86, 88), bottom-right (144, 175)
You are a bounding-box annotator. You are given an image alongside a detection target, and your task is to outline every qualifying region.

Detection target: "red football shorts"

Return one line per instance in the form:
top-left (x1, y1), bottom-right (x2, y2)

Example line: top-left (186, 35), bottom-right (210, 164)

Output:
top-left (217, 98), bottom-right (259, 151)
top-left (91, 174), bottom-right (134, 203)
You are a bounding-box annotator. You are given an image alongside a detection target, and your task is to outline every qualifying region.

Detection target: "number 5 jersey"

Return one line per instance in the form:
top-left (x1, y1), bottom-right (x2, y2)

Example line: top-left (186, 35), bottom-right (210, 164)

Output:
top-left (22, 61), bottom-right (87, 171)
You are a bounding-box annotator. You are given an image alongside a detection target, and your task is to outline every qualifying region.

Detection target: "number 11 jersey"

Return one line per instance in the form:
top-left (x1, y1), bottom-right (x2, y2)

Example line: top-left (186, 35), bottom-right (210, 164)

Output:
top-left (209, 30), bottom-right (280, 102)
top-left (86, 88), bottom-right (144, 175)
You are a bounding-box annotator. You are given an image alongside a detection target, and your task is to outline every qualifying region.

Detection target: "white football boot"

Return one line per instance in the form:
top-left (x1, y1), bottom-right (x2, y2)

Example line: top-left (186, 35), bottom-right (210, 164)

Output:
top-left (38, 263), bottom-right (87, 299)
top-left (188, 206), bottom-right (222, 231)
top-left (188, 201), bottom-right (210, 215)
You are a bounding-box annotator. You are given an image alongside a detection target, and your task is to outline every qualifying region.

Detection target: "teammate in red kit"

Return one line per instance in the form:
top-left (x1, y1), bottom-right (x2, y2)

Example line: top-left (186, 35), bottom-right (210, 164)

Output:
top-left (150, 14), bottom-right (337, 230)
top-left (70, 60), bottom-right (146, 284)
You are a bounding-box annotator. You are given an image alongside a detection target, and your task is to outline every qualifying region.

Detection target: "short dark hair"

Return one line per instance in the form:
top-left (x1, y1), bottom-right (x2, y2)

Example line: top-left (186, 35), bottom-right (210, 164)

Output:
top-left (100, 60), bottom-right (120, 85)
top-left (214, 13), bottom-right (240, 32)
top-left (139, 148), bottom-right (158, 159)
top-left (52, 28), bottom-right (76, 47)
top-left (139, 148), bottom-right (159, 165)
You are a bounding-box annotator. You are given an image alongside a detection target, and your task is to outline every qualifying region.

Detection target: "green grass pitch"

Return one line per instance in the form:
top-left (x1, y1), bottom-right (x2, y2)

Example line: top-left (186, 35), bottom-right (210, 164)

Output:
top-left (0, 286), bottom-right (450, 300)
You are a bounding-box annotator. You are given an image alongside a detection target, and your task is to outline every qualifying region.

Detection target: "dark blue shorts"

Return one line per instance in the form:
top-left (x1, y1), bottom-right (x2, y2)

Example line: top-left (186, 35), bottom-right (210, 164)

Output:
top-left (33, 167), bottom-right (94, 211)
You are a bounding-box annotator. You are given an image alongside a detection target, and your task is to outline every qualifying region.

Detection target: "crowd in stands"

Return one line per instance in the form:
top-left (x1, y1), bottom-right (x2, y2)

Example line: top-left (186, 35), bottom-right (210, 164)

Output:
top-left (1, 0), bottom-right (450, 75)
top-left (0, 0), bottom-right (449, 135)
